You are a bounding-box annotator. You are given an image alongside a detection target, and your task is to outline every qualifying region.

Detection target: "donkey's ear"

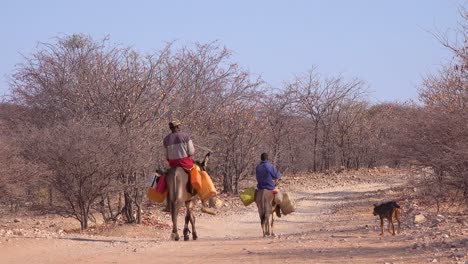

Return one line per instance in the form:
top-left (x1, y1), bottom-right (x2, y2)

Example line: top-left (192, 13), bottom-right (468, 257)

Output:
top-left (155, 168), bottom-right (164, 176)
top-left (202, 152), bottom-right (210, 167)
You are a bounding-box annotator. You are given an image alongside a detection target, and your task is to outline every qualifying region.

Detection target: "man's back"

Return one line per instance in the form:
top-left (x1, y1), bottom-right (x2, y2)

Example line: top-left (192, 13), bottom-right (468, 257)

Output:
top-left (164, 131), bottom-right (195, 169)
top-left (256, 160), bottom-right (281, 190)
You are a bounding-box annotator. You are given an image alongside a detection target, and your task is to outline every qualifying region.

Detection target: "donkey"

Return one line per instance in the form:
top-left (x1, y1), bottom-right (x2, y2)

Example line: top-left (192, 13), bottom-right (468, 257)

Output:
top-left (255, 189), bottom-right (280, 237)
top-left (166, 152), bottom-right (210, 241)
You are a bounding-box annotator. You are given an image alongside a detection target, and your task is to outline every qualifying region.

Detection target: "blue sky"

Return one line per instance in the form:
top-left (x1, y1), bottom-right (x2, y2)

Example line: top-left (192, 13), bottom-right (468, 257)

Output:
top-left (1, 0), bottom-right (465, 102)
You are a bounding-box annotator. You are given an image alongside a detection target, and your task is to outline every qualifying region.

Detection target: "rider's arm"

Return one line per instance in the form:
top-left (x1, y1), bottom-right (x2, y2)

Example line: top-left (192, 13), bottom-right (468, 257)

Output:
top-left (268, 163), bottom-right (281, 180)
top-left (187, 139), bottom-right (195, 157)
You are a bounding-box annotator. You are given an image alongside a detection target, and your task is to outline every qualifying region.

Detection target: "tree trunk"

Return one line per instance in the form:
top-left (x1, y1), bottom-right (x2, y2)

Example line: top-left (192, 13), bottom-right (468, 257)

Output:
top-left (107, 194), bottom-right (115, 221)
top-left (48, 185), bottom-right (53, 206)
top-left (134, 188), bottom-right (141, 224)
top-left (81, 208), bottom-right (89, 230)
top-left (313, 129), bottom-right (318, 172)
top-left (99, 195), bottom-right (107, 222)
top-left (117, 193), bottom-right (122, 214)
top-left (222, 173), bottom-right (233, 193)
top-left (123, 191), bottom-right (135, 223)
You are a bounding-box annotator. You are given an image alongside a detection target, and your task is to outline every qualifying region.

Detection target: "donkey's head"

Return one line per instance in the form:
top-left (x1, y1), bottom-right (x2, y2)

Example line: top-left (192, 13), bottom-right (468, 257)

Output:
top-left (194, 152), bottom-right (211, 171)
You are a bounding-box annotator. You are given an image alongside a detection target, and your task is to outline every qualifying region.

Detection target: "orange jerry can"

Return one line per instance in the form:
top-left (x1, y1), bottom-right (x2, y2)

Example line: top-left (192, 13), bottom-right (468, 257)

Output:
top-left (199, 171), bottom-right (217, 202)
top-left (147, 175), bottom-right (167, 203)
top-left (190, 166), bottom-right (202, 192)
top-left (147, 186), bottom-right (167, 203)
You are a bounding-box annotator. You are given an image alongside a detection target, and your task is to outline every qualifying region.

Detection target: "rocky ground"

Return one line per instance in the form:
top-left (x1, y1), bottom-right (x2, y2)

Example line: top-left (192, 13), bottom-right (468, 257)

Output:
top-left (0, 167), bottom-right (467, 263)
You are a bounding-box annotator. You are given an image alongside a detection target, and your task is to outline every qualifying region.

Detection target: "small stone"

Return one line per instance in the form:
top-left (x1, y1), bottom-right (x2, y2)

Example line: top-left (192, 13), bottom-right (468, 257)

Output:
top-left (414, 214), bottom-right (426, 224)
top-left (12, 229), bottom-right (23, 236)
top-left (13, 219), bottom-right (20, 223)
top-left (442, 238), bottom-right (453, 246)
top-left (411, 242), bottom-right (422, 249)
top-left (209, 197), bottom-right (224, 208)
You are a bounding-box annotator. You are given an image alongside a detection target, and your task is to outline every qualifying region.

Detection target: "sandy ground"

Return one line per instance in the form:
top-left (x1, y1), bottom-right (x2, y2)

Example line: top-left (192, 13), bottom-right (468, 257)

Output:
top-left (0, 170), bottom-right (467, 264)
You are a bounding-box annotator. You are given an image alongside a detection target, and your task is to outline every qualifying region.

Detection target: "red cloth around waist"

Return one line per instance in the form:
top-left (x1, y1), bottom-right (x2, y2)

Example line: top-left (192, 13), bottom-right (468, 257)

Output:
top-left (168, 157), bottom-right (194, 170)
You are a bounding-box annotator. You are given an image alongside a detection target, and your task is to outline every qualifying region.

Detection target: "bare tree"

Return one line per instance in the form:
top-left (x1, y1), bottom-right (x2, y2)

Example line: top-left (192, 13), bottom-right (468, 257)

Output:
top-left (8, 34), bottom-right (179, 224)
top-left (16, 120), bottom-right (122, 229)
top-left (334, 100), bottom-right (368, 169)
top-left (395, 8), bottom-right (468, 206)
top-left (258, 89), bottom-right (296, 172)
top-left (215, 105), bottom-right (263, 193)
top-left (288, 68), bottom-right (366, 171)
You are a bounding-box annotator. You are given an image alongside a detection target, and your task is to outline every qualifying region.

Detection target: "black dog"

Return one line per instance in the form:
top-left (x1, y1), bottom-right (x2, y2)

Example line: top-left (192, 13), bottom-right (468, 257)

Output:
top-left (373, 201), bottom-right (401, 236)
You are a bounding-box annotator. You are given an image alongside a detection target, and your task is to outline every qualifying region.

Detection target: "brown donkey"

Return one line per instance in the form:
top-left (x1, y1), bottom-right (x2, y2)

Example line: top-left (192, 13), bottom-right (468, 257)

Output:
top-left (166, 153), bottom-right (210, 241)
top-left (255, 189), bottom-right (280, 237)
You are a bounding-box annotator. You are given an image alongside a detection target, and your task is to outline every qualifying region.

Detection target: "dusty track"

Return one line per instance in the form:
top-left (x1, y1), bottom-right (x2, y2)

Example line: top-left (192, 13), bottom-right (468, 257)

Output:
top-left (1, 171), bottom-right (467, 263)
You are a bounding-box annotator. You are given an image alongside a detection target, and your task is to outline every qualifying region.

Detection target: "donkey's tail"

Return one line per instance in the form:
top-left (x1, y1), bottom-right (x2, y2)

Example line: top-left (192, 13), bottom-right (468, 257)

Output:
top-left (260, 191), bottom-right (269, 222)
top-left (168, 168), bottom-right (177, 210)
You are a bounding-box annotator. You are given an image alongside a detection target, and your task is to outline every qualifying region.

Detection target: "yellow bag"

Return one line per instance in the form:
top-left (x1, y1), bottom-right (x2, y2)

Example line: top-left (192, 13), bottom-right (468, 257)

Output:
top-left (199, 171), bottom-right (217, 202)
top-left (239, 187), bottom-right (256, 206)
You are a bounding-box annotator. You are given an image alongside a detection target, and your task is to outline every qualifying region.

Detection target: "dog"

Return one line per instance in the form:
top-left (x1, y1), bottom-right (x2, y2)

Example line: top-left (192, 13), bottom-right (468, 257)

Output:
top-left (373, 201), bottom-right (401, 236)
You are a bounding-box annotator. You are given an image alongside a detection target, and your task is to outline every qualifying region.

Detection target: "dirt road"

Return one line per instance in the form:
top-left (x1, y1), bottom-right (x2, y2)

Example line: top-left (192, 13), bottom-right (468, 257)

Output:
top-left (1, 171), bottom-right (466, 263)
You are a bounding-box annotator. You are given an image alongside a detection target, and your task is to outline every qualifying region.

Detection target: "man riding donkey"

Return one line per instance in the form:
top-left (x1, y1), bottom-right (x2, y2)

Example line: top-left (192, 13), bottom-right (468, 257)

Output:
top-left (256, 152), bottom-right (282, 217)
top-left (163, 119), bottom-right (216, 214)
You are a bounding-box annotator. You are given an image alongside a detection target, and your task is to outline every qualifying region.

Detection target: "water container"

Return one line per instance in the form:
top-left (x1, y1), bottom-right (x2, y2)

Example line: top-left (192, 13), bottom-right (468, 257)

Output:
top-left (274, 190), bottom-right (283, 205)
top-left (280, 192), bottom-right (295, 215)
top-left (147, 186), bottom-right (167, 203)
top-left (199, 171), bottom-right (217, 202)
top-left (190, 166), bottom-right (202, 192)
top-left (239, 187), bottom-right (256, 206)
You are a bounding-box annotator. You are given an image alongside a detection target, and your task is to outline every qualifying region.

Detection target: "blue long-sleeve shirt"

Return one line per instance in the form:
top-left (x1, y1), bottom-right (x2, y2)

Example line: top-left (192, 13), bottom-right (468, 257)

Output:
top-left (256, 160), bottom-right (281, 190)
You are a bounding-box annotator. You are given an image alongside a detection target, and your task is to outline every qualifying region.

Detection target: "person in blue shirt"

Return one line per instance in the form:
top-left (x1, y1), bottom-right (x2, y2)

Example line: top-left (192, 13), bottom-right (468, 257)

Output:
top-left (256, 153), bottom-right (281, 190)
top-left (256, 152), bottom-right (282, 217)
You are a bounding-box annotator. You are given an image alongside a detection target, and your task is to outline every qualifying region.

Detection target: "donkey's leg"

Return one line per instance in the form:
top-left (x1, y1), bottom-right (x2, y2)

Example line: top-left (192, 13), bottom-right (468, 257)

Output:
top-left (188, 201), bottom-right (197, 240)
top-left (163, 197), bottom-right (170, 212)
top-left (260, 214), bottom-right (266, 237)
top-left (270, 208), bottom-right (276, 237)
top-left (264, 206), bottom-right (271, 236)
top-left (171, 201), bottom-right (180, 241)
top-left (183, 201), bottom-right (192, 241)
